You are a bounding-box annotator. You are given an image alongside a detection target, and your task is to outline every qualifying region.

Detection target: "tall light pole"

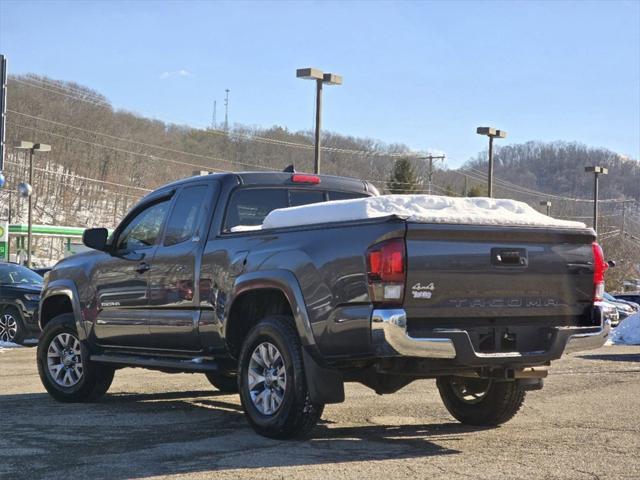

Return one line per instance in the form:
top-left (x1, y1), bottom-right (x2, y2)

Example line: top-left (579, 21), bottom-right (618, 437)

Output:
top-left (585, 166), bottom-right (608, 234)
top-left (14, 141), bottom-right (51, 267)
top-left (540, 200), bottom-right (552, 216)
top-left (0, 54), bottom-right (8, 189)
top-left (476, 127), bottom-right (507, 197)
top-left (296, 68), bottom-right (342, 174)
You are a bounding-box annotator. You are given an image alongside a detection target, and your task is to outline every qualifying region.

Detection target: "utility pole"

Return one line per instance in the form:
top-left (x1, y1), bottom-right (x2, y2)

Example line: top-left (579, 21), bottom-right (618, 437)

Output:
top-left (420, 154), bottom-right (445, 195)
top-left (621, 200), bottom-right (627, 237)
top-left (212, 100), bottom-right (217, 129)
top-left (463, 174), bottom-right (468, 196)
top-left (585, 166), bottom-right (608, 234)
top-left (224, 89), bottom-right (229, 131)
top-left (540, 200), bottom-right (552, 216)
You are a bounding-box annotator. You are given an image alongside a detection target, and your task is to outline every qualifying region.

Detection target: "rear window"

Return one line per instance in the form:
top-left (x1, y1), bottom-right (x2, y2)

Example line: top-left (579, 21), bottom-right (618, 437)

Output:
top-left (223, 187), bottom-right (370, 232)
top-left (328, 191), bottom-right (368, 201)
top-left (224, 188), bottom-right (288, 231)
top-left (290, 189), bottom-right (325, 207)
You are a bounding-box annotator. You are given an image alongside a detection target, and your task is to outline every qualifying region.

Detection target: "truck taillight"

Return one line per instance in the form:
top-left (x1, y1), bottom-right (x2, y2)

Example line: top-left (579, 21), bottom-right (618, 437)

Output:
top-left (366, 238), bottom-right (406, 304)
top-left (592, 241), bottom-right (608, 302)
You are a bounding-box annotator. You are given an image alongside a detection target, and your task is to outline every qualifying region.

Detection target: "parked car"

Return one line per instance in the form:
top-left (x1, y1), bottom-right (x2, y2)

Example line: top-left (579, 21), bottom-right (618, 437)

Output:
top-left (0, 262), bottom-right (43, 344)
top-left (613, 291), bottom-right (640, 306)
top-left (603, 292), bottom-right (639, 321)
top-left (32, 267), bottom-right (52, 277)
top-left (596, 300), bottom-right (620, 327)
top-left (36, 171), bottom-right (609, 439)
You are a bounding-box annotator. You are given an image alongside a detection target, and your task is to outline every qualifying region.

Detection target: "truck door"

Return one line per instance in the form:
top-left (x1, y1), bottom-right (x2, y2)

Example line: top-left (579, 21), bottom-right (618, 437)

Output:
top-left (93, 196), bottom-right (171, 347)
top-left (146, 182), bottom-right (218, 350)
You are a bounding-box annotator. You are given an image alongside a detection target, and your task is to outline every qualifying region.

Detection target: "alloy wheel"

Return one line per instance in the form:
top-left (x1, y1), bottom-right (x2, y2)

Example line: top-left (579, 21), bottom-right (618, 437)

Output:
top-left (47, 333), bottom-right (84, 387)
top-left (247, 342), bottom-right (287, 415)
top-left (0, 313), bottom-right (18, 342)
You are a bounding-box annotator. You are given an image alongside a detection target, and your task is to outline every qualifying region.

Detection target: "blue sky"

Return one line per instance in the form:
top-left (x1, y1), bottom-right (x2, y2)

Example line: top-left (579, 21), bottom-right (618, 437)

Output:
top-left (1, 0), bottom-right (639, 167)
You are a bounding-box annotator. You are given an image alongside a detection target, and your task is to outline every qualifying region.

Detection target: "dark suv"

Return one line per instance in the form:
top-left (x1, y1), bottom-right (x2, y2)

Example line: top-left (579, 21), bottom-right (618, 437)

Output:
top-left (1, 262), bottom-right (43, 344)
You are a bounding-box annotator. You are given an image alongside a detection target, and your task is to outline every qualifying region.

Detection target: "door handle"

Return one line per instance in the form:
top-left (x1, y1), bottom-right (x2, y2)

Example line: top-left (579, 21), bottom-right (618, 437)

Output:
top-left (135, 262), bottom-right (150, 274)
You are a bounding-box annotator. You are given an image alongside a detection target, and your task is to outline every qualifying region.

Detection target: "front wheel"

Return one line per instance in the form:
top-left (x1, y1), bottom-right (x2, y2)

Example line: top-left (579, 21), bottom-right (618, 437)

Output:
top-left (436, 376), bottom-right (525, 426)
top-left (238, 315), bottom-right (324, 439)
top-left (37, 314), bottom-right (114, 402)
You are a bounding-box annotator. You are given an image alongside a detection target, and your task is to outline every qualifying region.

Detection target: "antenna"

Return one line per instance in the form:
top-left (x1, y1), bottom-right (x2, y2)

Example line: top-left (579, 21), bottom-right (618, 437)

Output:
top-left (224, 89), bottom-right (230, 131)
top-left (212, 100), bottom-right (216, 129)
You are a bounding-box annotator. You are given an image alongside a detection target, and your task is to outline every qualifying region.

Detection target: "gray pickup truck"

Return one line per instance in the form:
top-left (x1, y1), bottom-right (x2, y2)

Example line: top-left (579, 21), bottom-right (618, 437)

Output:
top-left (36, 171), bottom-right (610, 438)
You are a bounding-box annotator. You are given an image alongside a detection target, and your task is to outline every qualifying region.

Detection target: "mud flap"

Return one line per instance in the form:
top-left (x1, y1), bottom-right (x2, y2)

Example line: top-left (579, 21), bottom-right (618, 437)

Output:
top-left (301, 347), bottom-right (345, 404)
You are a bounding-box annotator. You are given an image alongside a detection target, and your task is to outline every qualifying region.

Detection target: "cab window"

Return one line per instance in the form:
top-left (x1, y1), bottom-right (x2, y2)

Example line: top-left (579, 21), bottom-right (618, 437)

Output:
top-left (116, 200), bottom-right (170, 251)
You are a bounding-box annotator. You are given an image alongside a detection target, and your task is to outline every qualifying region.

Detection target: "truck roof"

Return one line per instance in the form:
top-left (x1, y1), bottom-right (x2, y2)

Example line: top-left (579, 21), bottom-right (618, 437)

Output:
top-left (142, 171), bottom-right (378, 201)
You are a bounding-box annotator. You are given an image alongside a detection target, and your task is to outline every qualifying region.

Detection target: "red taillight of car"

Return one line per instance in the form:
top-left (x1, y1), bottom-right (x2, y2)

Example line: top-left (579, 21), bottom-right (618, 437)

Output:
top-left (366, 238), bottom-right (406, 304)
top-left (291, 174), bottom-right (321, 184)
top-left (592, 241), bottom-right (608, 302)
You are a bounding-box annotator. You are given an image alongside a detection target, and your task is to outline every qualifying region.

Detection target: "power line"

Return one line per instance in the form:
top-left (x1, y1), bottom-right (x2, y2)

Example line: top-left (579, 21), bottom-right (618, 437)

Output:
top-left (4, 159), bottom-right (151, 193)
top-left (11, 78), bottom-right (112, 108)
top-left (8, 120), bottom-right (231, 174)
top-left (7, 110), bottom-right (276, 172)
top-left (22, 76), bottom-right (110, 104)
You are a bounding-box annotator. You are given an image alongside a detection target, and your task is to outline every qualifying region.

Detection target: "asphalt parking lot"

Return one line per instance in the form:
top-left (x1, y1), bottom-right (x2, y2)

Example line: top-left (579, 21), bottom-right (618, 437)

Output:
top-left (1, 345), bottom-right (639, 480)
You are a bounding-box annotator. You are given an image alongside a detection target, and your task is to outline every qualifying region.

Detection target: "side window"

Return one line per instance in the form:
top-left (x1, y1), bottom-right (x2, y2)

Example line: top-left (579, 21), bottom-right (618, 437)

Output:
top-left (164, 185), bottom-right (209, 246)
top-left (224, 188), bottom-right (288, 231)
top-left (289, 189), bottom-right (325, 207)
top-left (116, 200), bottom-right (170, 251)
top-left (328, 191), bottom-right (368, 201)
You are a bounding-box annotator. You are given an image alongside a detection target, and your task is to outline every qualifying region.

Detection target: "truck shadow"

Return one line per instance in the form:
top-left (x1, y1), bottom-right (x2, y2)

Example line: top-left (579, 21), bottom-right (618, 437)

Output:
top-left (0, 389), bottom-right (482, 480)
top-left (578, 353), bottom-right (640, 363)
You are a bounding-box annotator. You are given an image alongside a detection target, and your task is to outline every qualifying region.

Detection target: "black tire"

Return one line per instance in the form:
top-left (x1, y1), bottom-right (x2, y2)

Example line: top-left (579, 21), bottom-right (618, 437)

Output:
top-left (37, 314), bottom-right (114, 403)
top-left (436, 376), bottom-right (525, 426)
top-left (205, 372), bottom-right (239, 393)
top-left (1, 306), bottom-right (26, 345)
top-left (238, 315), bottom-right (324, 439)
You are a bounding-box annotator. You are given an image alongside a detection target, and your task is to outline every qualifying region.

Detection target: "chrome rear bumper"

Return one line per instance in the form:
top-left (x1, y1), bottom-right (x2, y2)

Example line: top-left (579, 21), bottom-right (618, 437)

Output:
top-left (371, 308), bottom-right (610, 363)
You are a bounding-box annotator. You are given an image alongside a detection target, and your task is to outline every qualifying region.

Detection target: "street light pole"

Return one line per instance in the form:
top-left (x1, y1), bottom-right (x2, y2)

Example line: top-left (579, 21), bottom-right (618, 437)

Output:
top-left (314, 78), bottom-right (323, 174)
top-left (585, 166), bottom-right (608, 234)
top-left (296, 68), bottom-right (342, 174)
top-left (14, 141), bottom-right (50, 267)
top-left (476, 127), bottom-right (507, 198)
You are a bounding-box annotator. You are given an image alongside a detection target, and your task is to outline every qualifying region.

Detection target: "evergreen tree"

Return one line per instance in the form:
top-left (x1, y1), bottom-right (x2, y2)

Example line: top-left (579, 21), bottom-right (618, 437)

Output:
top-left (387, 158), bottom-right (420, 194)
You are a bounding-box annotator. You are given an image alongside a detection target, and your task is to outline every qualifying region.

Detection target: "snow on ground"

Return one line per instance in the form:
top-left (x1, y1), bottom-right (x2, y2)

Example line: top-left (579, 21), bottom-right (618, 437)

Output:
top-left (0, 341), bottom-right (22, 352)
top-left (261, 195), bottom-right (587, 230)
top-left (608, 312), bottom-right (640, 345)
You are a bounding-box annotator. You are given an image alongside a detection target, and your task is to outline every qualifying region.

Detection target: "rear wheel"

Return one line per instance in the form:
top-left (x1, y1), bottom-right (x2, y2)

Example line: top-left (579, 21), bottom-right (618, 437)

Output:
top-left (0, 306), bottom-right (26, 345)
top-left (205, 373), bottom-right (239, 393)
top-left (436, 376), bottom-right (525, 426)
top-left (238, 315), bottom-right (324, 439)
top-left (37, 314), bottom-right (114, 402)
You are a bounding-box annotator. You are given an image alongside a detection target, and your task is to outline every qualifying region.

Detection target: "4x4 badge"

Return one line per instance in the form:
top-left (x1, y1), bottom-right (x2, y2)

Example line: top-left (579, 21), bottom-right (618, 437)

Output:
top-left (411, 282), bottom-right (434, 299)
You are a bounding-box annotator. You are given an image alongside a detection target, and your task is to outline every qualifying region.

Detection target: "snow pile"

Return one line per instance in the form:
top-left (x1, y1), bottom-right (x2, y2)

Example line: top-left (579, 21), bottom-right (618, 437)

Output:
top-left (609, 313), bottom-right (640, 345)
top-left (262, 195), bottom-right (587, 230)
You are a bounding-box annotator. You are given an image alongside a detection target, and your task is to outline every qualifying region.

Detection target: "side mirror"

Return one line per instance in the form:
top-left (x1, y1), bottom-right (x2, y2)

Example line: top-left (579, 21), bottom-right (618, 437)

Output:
top-left (83, 228), bottom-right (109, 251)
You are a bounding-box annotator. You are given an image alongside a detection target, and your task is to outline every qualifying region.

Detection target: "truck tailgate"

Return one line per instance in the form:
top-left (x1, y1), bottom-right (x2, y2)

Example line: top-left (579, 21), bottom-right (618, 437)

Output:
top-left (404, 223), bottom-right (596, 325)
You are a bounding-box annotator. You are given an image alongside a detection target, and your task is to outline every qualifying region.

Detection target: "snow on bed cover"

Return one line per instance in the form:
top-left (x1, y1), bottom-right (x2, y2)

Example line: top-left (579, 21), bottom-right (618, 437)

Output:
top-left (608, 313), bottom-right (640, 345)
top-left (259, 195), bottom-right (586, 230)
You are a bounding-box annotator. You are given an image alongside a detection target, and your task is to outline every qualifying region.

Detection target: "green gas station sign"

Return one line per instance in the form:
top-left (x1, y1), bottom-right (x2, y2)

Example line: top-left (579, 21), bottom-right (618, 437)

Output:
top-left (0, 222), bottom-right (7, 261)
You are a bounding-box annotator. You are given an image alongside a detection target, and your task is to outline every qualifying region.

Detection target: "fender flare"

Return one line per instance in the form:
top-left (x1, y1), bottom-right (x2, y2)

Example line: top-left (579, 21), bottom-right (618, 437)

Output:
top-left (227, 270), bottom-right (345, 404)
top-left (39, 280), bottom-right (87, 340)
top-left (227, 269), bottom-right (316, 348)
